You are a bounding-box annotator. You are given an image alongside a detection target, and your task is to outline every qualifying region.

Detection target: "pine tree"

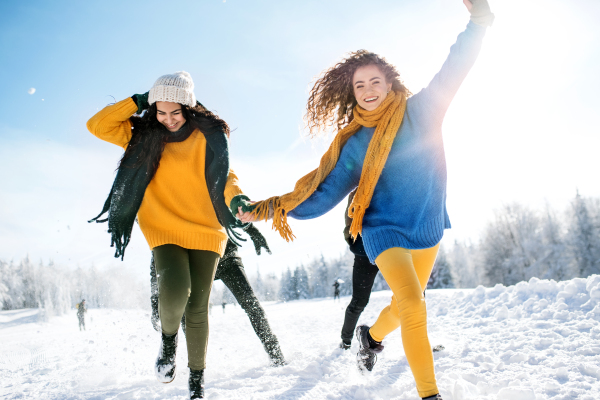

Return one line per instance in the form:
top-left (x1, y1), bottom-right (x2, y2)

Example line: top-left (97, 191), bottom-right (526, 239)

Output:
top-left (309, 254), bottom-right (330, 298)
top-left (261, 272), bottom-right (279, 301)
top-left (294, 266), bottom-right (310, 299)
top-left (279, 268), bottom-right (294, 301)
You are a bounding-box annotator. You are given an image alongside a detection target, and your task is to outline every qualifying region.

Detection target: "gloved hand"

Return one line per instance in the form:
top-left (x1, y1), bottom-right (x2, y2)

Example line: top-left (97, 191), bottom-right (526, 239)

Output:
top-left (230, 194), bottom-right (254, 216)
top-left (465, 0), bottom-right (495, 27)
top-left (243, 223), bottom-right (272, 256)
top-left (215, 204), bottom-right (247, 247)
top-left (131, 92), bottom-right (150, 115)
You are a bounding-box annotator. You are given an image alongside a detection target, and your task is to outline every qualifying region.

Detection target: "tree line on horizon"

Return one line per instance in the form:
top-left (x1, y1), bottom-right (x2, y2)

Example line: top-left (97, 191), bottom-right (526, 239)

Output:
top-left (2, 192), bottom-right (599, 314)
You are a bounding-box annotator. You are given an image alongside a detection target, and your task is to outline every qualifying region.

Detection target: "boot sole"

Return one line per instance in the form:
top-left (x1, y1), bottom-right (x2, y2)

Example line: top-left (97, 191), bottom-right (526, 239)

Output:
top-left (157, 375), bottom-right (176, 384)
top-left (155, 367), bottom-right (176, 383)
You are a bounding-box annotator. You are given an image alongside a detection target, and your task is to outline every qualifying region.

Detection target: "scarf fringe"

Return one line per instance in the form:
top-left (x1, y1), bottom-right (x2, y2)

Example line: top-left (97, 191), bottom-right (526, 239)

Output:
top-left (348, 204), bottom-right (366, 240)
top-left (251, 197), bottom-right (296, 242)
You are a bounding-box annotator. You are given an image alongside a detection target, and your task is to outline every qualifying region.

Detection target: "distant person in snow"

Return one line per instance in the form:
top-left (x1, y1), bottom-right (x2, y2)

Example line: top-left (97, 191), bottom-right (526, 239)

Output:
top-left (236, 1), bottom-right (493, 398)
top-left (338, 190), bottom-right (380, 351)
top-left (332, 280), bottom-right (341, 301)
top-left (76, 299), bottom-right (87, 331)
top-left (87, 71), bottom-right (248, 399)
top-left (150, 229), bottom-right (285, 367)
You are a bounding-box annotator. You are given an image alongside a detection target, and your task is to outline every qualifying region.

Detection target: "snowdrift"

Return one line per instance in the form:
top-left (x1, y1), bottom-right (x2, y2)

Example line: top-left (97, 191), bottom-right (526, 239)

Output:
top-left (1, 275), bottom-right (599, 399)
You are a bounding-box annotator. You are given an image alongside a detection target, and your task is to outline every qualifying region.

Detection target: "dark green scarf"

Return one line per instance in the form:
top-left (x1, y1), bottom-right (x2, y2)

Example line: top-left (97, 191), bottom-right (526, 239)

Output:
top-left (89, 123), bottom-right (245, 260)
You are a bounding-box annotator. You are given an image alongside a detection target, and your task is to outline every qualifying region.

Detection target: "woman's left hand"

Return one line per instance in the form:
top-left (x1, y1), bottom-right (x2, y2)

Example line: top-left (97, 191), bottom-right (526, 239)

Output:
top-left (464, 0), bottom-right (494, 27)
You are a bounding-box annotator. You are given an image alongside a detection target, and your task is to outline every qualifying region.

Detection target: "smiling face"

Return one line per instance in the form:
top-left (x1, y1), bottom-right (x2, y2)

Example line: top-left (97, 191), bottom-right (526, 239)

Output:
top-left (155, 101), bottom-right (186, 132)
top-left (352, 64), bottom-right (393, 111)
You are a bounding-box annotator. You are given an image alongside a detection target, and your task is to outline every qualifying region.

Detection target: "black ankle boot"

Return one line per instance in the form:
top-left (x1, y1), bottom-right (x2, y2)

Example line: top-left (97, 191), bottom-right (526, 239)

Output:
top-left (189, 368), bottom-right (205, 399)
top-left (356, 325), bottom-right (384, 372)
top-left (422, 394), bottom-right (443, 400)
top-left (155, 332), bottom-right (178, 383)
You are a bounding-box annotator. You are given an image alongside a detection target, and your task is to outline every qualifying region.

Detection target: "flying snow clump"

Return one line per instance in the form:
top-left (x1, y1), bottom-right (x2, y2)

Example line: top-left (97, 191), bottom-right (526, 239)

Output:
top-left (28, 88), bottom-right (36, 95)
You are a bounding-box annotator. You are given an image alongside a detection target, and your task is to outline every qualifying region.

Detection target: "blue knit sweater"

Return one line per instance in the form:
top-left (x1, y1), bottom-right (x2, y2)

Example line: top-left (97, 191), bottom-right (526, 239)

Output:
top-left (289, 21), bottom-right (487, 262)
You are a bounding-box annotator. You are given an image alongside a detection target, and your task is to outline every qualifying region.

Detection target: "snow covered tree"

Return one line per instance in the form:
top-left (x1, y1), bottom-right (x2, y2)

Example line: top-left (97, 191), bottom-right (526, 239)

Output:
top-left (223, 286), bottom-right (237, 305)
top-left (329, 251), bottom-right (354, 296)
top-left (260, 272), bottom-right (280, 301)
top-left (254, 266), bottom-right (264, 297)
top-left (446, 239), bottom-right (483, 288)
top-left (294, 266), bottom-right (310, 299)
top-left (479, 203), bottom-right (544, 286)
top-left (0, 259), bottom-right (11, 309)
top-left (309, 254), bottom-right (330, 298)
top-left (279, 268), bottom-right (294, 302)
top-left (427, 245), bottom-right (454, 289)
top-left (536, 204), bottom-right (572, 281)
top-left (567, 191), bottom-right (600, 278)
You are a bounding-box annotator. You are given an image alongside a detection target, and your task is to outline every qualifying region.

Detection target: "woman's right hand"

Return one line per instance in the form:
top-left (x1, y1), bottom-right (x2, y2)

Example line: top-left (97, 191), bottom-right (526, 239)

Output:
top-left (131, 92), bottom-right (150, 115)
top-left (237, 205), bottom-right (257, 223)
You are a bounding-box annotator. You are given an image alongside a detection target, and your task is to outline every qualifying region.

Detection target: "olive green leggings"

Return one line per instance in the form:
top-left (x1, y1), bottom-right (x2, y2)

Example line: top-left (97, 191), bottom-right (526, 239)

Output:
top-left (153, 244), bottom-right (219, 370)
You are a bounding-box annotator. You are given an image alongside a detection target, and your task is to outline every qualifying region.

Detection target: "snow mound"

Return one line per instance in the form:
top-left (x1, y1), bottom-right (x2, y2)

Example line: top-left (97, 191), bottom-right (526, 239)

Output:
top-left (1, 275), bottom-right (599, 399)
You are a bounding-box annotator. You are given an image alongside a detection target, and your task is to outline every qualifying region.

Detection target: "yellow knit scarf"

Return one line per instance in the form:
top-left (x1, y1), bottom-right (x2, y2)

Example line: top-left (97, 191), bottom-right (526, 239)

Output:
top-left (251, 90), bottom-right (407, 241)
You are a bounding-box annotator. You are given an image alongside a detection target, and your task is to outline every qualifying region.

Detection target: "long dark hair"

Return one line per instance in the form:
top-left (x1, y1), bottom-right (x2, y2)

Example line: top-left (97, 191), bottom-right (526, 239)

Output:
top-left (305, 50), bottom-right (411, 137)
top-left (121, 102), bottom-right (230, 180)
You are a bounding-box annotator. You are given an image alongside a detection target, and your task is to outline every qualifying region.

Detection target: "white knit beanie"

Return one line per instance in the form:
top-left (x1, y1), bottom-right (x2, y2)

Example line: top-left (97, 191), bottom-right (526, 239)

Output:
top-left (148, 71), bottom-right (196, 107)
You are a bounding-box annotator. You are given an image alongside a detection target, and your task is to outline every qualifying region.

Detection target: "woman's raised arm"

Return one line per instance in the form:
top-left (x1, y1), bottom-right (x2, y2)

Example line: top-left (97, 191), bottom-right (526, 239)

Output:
top-left (86, 97), bottom-right (139, 149)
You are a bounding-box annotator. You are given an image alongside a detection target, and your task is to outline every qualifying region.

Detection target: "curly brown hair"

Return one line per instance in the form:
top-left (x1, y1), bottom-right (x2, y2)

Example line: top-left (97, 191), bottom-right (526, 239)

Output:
top-left (304, 50), bottom-right (411, 137)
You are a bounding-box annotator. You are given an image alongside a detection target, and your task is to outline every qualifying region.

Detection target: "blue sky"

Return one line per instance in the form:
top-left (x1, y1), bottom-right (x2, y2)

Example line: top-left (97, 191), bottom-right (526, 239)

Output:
top-left (1, 0), bottom-right (599, 278)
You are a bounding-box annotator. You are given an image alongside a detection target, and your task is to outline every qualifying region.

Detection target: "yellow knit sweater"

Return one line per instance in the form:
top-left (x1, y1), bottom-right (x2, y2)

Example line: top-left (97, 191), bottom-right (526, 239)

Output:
top-left (86, 98), bottom-right (243, 256)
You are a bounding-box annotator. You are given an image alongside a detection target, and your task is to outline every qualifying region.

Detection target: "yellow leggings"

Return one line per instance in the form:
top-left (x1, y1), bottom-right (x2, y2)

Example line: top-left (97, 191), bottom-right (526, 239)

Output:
top-left (370, 244), bottom-right (440, 398)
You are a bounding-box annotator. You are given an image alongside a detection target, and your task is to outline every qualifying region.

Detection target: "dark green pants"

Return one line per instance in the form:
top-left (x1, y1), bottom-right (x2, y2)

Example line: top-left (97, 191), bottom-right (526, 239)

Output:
top-left (153, 244), bottom-right (219, 370)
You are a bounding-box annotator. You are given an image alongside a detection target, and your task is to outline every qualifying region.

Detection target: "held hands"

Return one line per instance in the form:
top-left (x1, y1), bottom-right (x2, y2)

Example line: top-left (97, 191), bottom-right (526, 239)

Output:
top-left (229, 197), bottom-right (272, 254)
top-left (463, 0), bottom-right (494, 27)
top-left (230, 195), bottom-right (256, 223)
top-left (237, 206), bottom-right (257, 223)
top-left (237, 202), bottom-right (275, 223)
top-left (131, 92), bottom-right (150, 115)
top-left (230, 195), bottom-right (275, 223)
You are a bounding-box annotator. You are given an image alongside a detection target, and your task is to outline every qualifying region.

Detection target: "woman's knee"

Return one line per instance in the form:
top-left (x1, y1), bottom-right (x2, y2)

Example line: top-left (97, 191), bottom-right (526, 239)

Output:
top-left (348, 296), bottom-right (369, 312)
top-left (160, 292), bottom-right (189, 316)
top-left (396, 292), bottom-right (427, 319)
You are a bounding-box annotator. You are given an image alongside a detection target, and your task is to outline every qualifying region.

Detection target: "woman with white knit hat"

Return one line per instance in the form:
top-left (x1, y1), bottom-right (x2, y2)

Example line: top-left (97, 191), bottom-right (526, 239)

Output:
top-left (87, 71), bottom-right (246, 399)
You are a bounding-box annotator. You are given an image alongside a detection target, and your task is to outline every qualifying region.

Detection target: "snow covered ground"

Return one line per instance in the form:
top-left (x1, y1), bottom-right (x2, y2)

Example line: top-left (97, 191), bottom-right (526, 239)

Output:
top-left (2, 275), bottom-right (600, 400)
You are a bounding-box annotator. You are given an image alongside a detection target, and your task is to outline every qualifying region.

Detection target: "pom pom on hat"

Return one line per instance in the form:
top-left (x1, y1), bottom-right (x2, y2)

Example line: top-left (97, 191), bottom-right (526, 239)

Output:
top-left (148, 71), bottom-right (196, 107)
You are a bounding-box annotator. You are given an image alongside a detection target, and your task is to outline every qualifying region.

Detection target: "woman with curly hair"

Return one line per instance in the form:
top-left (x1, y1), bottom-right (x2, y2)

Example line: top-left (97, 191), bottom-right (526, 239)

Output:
top-left (236, 1), bottom-right (494, 398)
top-left (87, 71), bottom-right (247, 399)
